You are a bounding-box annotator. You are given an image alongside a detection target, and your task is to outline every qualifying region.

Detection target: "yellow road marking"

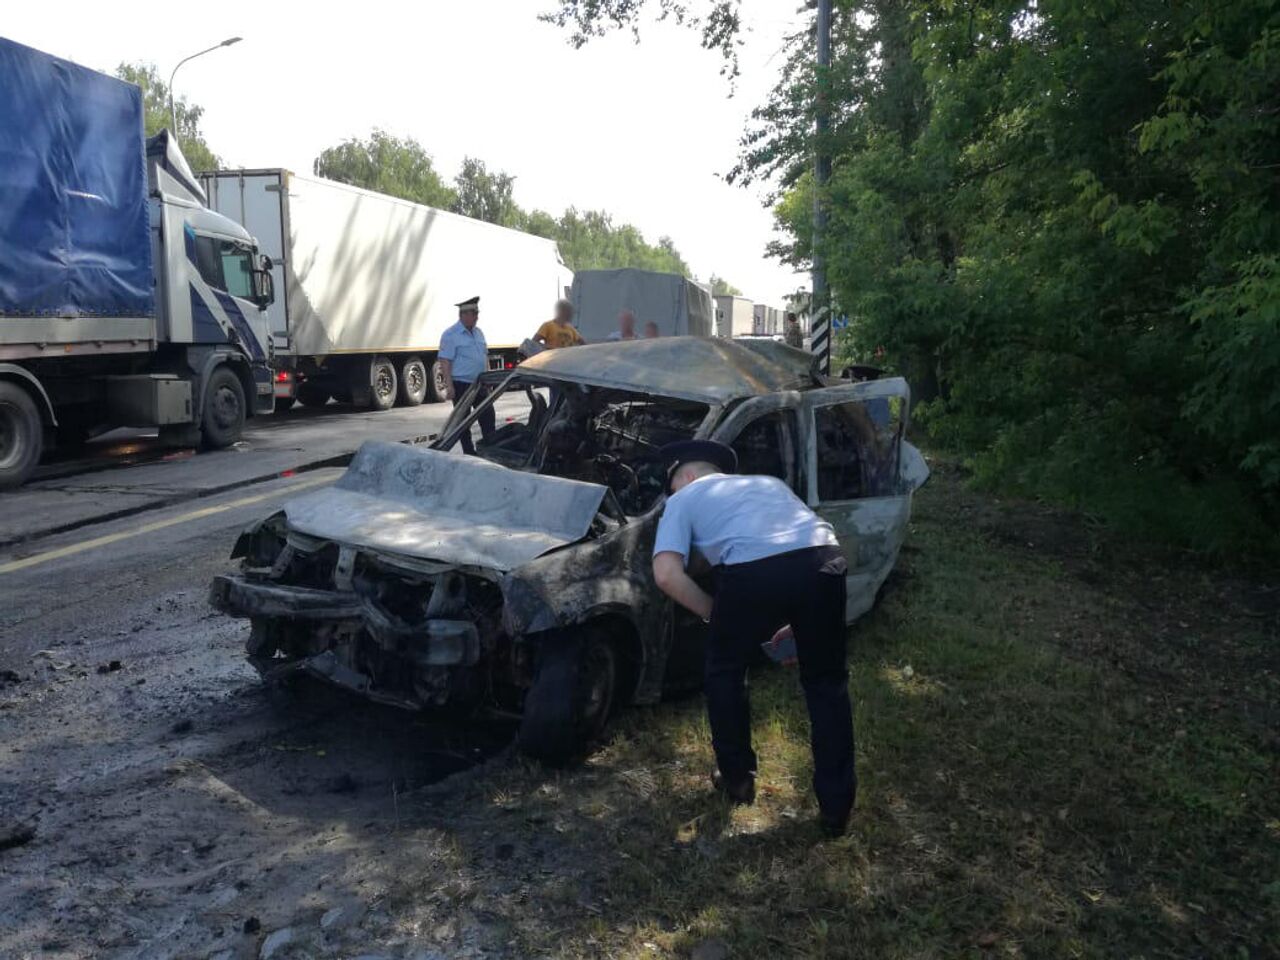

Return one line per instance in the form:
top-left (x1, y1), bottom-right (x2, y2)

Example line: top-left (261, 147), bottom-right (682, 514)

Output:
top-left (0, 472), bottom-right (334, 575)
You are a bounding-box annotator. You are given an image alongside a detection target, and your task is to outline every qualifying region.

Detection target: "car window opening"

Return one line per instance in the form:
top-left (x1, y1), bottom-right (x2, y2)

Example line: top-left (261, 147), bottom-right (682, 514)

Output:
top-left (438, 374), bottom-right (709, 517)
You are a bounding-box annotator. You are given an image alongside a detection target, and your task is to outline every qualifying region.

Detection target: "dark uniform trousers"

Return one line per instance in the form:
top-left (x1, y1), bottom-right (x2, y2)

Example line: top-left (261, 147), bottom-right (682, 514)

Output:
top-left (451, 379), bottom-right (496, 455)
top-left (707, 544), bottom-right (855, 822)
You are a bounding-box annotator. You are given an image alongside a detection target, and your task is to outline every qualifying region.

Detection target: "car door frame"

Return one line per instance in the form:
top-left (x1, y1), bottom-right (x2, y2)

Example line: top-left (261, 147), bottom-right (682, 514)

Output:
top-left (710, 377), bottom-right (916, 624)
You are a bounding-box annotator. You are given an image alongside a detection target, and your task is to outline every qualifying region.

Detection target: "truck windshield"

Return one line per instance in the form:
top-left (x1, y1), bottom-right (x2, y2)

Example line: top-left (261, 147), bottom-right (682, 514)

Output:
top-left (218, 241), bottom-right (255, 299)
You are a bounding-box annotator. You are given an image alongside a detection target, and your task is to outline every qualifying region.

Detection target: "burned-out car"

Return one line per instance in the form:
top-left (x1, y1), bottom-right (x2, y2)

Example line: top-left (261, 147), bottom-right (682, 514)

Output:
top-left (211, 338), bottom-right (928, 762)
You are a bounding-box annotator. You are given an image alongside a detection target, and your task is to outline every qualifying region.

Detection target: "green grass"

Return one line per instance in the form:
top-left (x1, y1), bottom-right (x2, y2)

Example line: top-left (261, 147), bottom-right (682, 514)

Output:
top-left (419, 458), bottom-right (1279, 958)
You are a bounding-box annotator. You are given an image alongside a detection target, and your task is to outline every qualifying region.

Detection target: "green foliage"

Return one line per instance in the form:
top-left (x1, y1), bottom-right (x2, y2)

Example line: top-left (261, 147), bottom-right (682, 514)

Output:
top-left (313, 130), bottom-right (457, 209)
top-left (115, 62), bottom-right (218, 173)
top-left (709, 274), bottom-right (741, 296)
top-left (312, 131), bottom-right (692, 275)
top-left (453, 157), bottom-right (520, 227)
top-left (540, 0), bottom-right (742, 80)
top-left (747, 0), bottom-right (1280, 557)
top-left (552, 209), bottom-right (690, 273)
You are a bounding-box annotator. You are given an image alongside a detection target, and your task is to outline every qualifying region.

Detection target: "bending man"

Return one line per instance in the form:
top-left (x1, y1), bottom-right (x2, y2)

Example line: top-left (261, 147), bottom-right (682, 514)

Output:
top-left (651, 439), bottom-right (856, 837)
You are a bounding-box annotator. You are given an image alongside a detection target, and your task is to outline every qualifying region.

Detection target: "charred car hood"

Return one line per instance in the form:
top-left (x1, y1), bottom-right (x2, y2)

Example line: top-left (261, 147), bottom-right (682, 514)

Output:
top-left (281, 441), bottom-right (607, 572)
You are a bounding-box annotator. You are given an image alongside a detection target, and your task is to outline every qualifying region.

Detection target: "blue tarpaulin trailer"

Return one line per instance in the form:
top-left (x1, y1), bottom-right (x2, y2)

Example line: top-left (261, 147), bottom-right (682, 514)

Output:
top-left (0, 36), bottom-right (154, 319)
top-left (0, 36), bottom-right (275, 489)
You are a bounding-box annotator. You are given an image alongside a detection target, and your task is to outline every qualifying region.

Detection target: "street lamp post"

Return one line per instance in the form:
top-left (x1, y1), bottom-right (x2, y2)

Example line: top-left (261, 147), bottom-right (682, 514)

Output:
top-left (168, 37), bottom-right (241, 139)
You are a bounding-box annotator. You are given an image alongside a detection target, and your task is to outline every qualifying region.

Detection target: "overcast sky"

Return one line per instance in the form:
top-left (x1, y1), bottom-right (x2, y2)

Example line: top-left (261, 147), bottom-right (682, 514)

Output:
top-left (6, 0), bottom-right (810, 306)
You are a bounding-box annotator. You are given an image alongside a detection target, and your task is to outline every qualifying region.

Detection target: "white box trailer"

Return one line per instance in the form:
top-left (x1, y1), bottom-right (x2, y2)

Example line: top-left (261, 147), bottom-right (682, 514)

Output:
top-left (753, 303), bottom-right (783, 336)
top-left (714, 295), bottom-right (755, 338)
top-left (200, 170), bottom-right (573, 409)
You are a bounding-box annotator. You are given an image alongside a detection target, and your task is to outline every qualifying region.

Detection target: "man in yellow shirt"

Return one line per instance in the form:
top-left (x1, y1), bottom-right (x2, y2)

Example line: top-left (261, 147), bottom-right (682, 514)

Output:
top-left (533, 299), bottom-right (585, 349)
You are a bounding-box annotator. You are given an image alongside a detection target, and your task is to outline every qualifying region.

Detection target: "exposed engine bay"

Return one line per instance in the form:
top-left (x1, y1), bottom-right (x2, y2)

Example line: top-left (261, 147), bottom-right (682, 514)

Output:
top-left (462, 376), bottom-right (709, 516)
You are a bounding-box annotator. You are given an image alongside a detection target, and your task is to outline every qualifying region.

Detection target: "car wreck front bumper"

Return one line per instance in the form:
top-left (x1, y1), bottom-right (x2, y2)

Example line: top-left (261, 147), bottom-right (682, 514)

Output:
top-left (210, 574), bottom-right (484, 709)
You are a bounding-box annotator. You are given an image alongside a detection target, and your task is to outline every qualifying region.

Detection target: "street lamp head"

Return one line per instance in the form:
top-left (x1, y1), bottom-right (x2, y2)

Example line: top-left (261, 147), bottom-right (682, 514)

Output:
top-left (221, 37), bottom-right (242, 46)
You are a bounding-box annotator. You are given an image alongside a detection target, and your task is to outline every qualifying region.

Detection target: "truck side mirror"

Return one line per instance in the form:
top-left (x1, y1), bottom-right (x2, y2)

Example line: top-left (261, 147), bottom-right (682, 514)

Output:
top-left (253, 258), bottom-right (275, 308)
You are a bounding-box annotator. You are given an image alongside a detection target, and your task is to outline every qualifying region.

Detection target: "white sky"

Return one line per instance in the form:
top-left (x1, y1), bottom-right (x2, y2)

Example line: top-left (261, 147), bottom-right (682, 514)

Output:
top-left (5, 0), bottom-right (810, 306)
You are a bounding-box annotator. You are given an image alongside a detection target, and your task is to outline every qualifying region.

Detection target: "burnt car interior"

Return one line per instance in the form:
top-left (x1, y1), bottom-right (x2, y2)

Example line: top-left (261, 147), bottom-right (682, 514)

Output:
top-left (440, 374), bottom-right (710, 517)
top-left (814, 396), bottom-right (905, 500)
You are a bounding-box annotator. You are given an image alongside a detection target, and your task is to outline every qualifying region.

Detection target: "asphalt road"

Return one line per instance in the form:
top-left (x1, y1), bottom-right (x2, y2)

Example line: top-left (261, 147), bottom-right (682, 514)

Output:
top-left (0, 400), bottom-right (525, 958)
top-left (2, 396), bottom-right (528, 547)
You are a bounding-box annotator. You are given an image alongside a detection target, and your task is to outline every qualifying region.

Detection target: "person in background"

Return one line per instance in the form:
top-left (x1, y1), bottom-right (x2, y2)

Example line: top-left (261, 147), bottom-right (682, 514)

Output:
top-left (533, 299), bottom-right (585, 349)
top-left (606, 309), bottom-right (638, 342)
top-left (650, 439), bottom-right (855, 838)
top-left (439, 296), bottom-right (495, 455)
top-left (643, 321), bottom-right (660, 339)
top-left (784, 312), bottom-right (804, 349)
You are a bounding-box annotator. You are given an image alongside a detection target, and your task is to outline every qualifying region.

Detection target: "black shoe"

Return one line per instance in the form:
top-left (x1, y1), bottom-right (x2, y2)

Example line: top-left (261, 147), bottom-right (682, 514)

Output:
top-left (818, 811), bottom-right (849, 838)
top-left (711, 770), bottom-right (756, 805)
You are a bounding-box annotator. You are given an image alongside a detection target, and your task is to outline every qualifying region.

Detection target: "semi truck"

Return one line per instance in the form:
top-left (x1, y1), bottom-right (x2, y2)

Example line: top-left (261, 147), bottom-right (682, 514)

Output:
top-left (199, 170), bottom-right (573, 410)
top-left (0, 38), bottom-right (275, 489)
top-left (714, 294), bottom-right (755, 338)
top-left (569, 268), bottom-right (714, 341)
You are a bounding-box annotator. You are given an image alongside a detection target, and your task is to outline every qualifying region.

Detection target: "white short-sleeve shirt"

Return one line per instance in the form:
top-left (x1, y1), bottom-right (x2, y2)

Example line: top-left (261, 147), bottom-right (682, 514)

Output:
top-left (653, 473), bottom-right (838, 567)
top-left (439, 320), bottom-right (488, 382)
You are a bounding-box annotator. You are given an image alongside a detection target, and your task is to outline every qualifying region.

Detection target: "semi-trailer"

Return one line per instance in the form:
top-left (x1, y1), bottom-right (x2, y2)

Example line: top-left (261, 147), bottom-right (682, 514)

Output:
top-left (569, 268), bottom-right (714, 342)
top-left (200, 170), bottom-right (573, 410)
top-left (714, 294), bottom-right (754, 338)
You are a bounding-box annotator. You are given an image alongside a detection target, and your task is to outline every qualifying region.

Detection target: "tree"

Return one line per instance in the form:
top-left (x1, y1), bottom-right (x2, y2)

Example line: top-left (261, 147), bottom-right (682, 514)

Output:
top-left (115, 63), bottom-right (219, 173)
top-left (314, 130), bottom-right (457, 209)
top-left (453, 157), bottom-right (520, 226)
top-left (541, 0), bottom-right (743, 80)
top-left (709, 275), bottom-right (742, 296)
top-left (544, 0), bottom-right (1280, 556)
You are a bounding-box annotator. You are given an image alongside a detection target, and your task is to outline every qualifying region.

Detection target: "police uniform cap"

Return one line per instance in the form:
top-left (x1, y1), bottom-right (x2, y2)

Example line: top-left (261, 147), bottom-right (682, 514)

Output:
top-left (456, 296), bottom-right (480, 312)
top-left (660, 439), bottom-right (738, 478)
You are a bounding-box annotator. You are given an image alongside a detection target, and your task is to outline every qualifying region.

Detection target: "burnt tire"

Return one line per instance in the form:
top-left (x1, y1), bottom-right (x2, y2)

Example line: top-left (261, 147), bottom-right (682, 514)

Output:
top-left (397, 356), bottom-right (428, 406)
top-left (296, 382), bottom-right (330, 408)
top-left (200, 366), bottom-right (245, 449)
top-left (0, 381), bottom-right (44, 489)
top-left (518, 627), bottom-right (619, 767)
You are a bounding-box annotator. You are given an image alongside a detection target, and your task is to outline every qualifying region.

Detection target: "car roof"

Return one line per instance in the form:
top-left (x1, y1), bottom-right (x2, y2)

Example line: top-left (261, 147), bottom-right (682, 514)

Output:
top-left (517, 336), bottom-right (819, 404)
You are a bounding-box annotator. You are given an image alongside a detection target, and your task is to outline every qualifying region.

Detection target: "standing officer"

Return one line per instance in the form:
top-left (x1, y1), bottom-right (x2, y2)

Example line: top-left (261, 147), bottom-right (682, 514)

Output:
top-left (439, 296), bottom-right (495, 455)
top-left (651, 439), bottom-right (855, 837)
top-left (784, 312), bottom-right (804, 349)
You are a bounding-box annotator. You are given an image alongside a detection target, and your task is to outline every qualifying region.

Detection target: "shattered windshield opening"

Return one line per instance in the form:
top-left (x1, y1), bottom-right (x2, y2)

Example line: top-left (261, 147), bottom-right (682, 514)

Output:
top-left (436, 374), bottom-right (709, 517)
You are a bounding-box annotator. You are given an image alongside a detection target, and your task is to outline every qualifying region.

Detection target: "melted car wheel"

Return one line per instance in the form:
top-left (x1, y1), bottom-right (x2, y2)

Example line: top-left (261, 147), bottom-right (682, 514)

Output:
top-left (518, 626), bottom-right (618, 766)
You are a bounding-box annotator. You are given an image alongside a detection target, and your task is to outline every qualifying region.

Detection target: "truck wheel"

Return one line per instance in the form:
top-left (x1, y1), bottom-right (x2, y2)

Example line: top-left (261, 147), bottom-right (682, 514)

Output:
top-left (201, 366), bottom-right (246, 449)
top-left (296, 382), bottom-right (330, 408)
top-left (352, 356), bottom-right (397, 411)
top-left (518, 627), bottom-right (619, 767)
top-left (397, 356), bottom-right (428, 406)
top-left (428, 359), bottom-right (450, 403)
top-left (0, 381), bottom-right (44, 489)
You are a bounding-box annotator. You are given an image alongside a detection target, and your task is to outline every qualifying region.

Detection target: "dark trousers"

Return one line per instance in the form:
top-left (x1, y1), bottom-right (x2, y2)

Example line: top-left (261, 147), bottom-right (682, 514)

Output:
top-left (706, 545), bottom-right (855, 822)
top-left (451, 379), bottom-right (495, 455)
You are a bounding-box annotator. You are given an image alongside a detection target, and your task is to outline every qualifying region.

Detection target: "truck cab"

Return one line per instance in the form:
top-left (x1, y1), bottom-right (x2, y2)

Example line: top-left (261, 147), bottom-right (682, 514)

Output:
top-left (147, 132), bottom-right (276, 446)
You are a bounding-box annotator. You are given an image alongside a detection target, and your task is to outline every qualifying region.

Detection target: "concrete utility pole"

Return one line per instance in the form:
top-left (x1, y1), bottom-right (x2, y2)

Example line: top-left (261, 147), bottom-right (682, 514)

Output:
top-left (168, 37), bottom-right (241, 140)
top-left (810, 0), bottom-right (832, 375)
